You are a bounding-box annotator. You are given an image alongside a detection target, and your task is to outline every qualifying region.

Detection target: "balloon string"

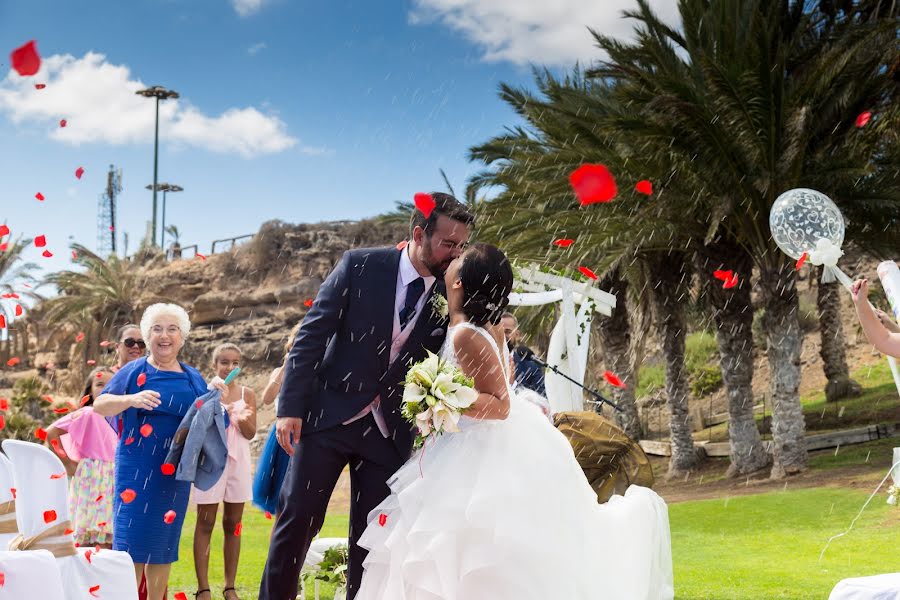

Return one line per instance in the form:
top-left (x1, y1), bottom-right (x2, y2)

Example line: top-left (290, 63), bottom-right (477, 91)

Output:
top-left (819, 458), bottom-right (900, 562)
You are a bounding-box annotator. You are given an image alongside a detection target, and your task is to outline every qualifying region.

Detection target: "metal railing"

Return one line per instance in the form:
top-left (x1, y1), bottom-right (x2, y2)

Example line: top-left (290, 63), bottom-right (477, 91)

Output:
top-left (211, 234), bottom-right (254, 254)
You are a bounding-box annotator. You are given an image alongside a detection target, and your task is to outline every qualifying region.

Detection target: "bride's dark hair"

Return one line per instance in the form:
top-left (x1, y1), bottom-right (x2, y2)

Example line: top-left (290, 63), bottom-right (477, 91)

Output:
top-left (458, 243), bottom-right (513, 327)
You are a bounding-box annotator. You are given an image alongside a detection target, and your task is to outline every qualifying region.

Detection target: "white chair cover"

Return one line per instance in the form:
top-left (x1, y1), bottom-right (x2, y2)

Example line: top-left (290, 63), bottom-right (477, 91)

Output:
top-left (0, 549), bottom-right (66, 599)
top-left (0, 454), bottom-right (17, 549)
top-left (829, 574), bottom-right (900, 600)
top-left (1, 441), bottom-right (138, 600)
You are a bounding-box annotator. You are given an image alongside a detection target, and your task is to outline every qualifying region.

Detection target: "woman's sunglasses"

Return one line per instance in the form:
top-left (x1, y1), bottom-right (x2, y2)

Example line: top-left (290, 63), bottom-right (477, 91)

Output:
top-left (122, 338), bottom-right (146, 349)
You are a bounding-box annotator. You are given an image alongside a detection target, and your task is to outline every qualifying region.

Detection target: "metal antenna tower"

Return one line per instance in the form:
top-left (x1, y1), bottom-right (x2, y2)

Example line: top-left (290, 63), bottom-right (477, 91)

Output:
top-left (97, 165), bottom-right (123, 256)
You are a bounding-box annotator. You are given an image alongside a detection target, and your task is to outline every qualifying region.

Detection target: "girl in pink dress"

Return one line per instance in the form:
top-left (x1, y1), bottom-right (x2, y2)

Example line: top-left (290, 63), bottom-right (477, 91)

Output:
top-left (192, 343), bottom-right (257, 600)
top-left (45, 367), bottom-right (117, 548)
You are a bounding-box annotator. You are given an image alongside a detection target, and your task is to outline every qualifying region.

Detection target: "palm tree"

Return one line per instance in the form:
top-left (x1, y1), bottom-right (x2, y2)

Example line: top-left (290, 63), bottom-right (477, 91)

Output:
top-left (42, 243), bottom-right (143, 366)
top-left (589, 0), bottom-right (898, 477)
top-left (0, 235), bottom-right (40, 366)
top-left (468, 70), bottom-right (705, 473)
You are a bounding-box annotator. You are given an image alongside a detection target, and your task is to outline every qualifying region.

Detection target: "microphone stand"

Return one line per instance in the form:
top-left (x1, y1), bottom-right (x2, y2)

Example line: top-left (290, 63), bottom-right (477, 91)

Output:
top-left (519, 350), bottom-right (621, 412)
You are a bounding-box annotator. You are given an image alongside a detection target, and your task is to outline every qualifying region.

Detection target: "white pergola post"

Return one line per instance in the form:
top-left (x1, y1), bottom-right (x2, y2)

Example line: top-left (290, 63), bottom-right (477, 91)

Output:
top-left (508, 266), bottom-right (616, 413)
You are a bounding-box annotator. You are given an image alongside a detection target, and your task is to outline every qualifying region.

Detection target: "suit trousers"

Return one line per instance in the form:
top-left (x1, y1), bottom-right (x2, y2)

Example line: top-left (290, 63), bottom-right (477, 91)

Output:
top-left (258, 413), bottom-right (405, 600)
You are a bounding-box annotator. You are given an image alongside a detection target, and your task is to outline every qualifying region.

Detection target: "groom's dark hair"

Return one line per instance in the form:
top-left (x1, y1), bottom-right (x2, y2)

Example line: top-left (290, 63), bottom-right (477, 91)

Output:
top-left (409, 192), bottom-right (475, 238)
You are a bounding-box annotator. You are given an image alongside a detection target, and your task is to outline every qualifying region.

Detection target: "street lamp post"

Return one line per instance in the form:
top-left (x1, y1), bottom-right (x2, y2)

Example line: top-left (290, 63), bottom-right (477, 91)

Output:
top-left (146, 183), bottom-right (184, 249)
top-left (136, 86), bottom-right (179, 247)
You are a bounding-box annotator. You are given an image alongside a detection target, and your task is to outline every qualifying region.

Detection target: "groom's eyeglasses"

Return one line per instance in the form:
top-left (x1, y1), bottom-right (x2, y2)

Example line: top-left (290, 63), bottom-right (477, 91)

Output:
top-left (435, 238), bottom-right (469, 252)
top-left (122, 338), bottom-right (146, 349)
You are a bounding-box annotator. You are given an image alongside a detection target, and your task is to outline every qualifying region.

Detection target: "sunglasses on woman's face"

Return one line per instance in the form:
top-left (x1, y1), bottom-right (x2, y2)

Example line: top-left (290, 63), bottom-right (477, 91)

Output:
top-left (122, 338), bottom-right (146, 349)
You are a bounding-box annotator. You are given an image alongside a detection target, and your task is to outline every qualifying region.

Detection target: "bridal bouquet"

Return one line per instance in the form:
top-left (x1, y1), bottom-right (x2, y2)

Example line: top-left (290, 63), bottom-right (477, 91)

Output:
top-left (401, 351), bottom-right (477, 445)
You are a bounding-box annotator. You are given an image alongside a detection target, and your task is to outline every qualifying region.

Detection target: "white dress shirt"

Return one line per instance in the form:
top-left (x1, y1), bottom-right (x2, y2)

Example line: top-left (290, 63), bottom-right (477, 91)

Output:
top-left (343, 248), bottom-right (436, 436)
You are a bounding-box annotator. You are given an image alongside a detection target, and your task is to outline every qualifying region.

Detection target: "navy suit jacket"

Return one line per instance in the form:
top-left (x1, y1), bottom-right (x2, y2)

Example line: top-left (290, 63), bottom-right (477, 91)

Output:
top-left (277, 247), bottom-right (449, 456)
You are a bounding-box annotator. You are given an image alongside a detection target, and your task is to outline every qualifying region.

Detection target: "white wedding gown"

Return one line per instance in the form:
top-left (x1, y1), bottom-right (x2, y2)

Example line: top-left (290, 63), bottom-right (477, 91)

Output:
top-left (356, 322), bottom-right (674, 600)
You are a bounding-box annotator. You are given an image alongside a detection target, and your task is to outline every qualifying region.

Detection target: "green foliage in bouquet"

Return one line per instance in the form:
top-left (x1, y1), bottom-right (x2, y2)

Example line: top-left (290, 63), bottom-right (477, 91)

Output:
top-left (401, 351), bottom-right (476, 449)
top-left (302, 544), bottom-right (349, 591)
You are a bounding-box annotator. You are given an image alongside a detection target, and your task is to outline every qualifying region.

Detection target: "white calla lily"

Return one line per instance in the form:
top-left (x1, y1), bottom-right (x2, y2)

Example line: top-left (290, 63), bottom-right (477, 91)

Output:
top-left (403, 382), bottom-right (427, 405)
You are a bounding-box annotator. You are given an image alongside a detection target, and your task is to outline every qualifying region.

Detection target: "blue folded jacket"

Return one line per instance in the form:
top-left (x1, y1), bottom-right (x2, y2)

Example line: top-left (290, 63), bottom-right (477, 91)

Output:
top-left (164, 390), bottom-right (230, 491)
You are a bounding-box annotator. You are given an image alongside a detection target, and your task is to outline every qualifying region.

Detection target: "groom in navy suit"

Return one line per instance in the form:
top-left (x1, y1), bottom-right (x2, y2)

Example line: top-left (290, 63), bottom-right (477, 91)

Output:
top-left (259, 193), bottom-right (475, 600)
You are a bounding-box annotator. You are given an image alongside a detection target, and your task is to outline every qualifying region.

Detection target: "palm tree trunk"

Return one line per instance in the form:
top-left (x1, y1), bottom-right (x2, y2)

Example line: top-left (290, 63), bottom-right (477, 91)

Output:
top-left (759, 261), bottom-right (807, 478)
top-left (596, 267), bottom-right (641, 440)
top-left (648, 252), bottom-right (699, 476)
top-left (695, 239), bottom-right (770, 476)
top-left (816, 270), bottom-right (862, 402)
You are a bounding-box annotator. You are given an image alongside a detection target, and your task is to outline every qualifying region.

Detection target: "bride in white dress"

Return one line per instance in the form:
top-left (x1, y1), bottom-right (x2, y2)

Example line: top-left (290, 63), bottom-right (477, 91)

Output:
top-left (356, 243), bottom-right (674, 600)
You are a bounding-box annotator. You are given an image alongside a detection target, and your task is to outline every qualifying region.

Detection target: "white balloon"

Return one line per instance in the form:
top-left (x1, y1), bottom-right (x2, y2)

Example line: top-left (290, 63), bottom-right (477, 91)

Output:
top-left (769, 188), bottom-right (845, 260)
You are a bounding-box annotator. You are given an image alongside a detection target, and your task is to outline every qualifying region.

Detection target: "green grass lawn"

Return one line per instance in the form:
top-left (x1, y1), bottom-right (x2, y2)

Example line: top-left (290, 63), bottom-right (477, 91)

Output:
top-left (672, 487), bottom-right (899, 599)
top-left (167, 485), bottom-right (900, 599)
top-left (170, 508), bottom-right (349, 599)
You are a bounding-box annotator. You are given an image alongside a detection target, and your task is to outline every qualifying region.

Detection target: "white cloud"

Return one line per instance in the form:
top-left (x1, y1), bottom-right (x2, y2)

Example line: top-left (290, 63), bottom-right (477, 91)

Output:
top-left (410, 0), bottom-right (680, 66)
top-left (247, 42), bottom-right (267, 55)
top-left (0, 52), bottom-right (304, 158)
top-left (233, 0), bottom-right (263, 17)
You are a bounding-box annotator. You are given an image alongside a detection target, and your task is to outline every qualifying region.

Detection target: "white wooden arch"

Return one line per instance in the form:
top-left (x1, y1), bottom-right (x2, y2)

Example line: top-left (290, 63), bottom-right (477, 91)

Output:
top-left (508, 266), bottom-right (616, 413)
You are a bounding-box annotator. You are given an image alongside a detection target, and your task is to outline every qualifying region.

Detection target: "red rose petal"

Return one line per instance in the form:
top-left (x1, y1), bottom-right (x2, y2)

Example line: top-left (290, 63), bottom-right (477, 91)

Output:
top-left (723, 273), bottom-right (739, 289)
top-left (34, 234), bottom-right (47, 247)
top-left (42, 249), bottom-right (53, 258)
top-left (89, 584), bottom-right (100, 597)
top-left (124, 436), bottom-right (135, 445)
top-left (14, 305), bottom-right (23, 317)
top-left (378, 513), bottom-right (387, 527)
top-left (855, 111), bottom-right (872, 128)
top-left (99, 340), bottom-right (111, 347)
top-left (635, 180), bottom-right (653, 195)
top-left (6, 357), bottom-right (19, 367)
top-left (35, 192), bottom-right (45, 201)
top-left (136, 372), bottom-right (147, 387)
top-left (0, 316), bottom-right (5, 329)
top-left (59, 119), bottom-right (66, 128)
top-left (0, 243), bottom-right (7, 252)
top-left (43, 509), bottom-right (57, 524)
top-left (71, 250), bottom-right (78, 260)
top-left (120, 489), bottom-right (136, 504)
top-left (175, 593), bottom-right (188, 600)
top-left (43, 395), bottom-right (54, 403)
top-left (161, 463), bottom-right (176, 475)
top-left (75, 332), bottom-right (85, 342)
top-left (50, 472), bottom-right (65, 480)
top-left (0, 415), bottom-right (5, 431)
top-left (413, 192), bottom-right (436, 219)
top-left (11, 40), bottom-right (41, 77)
top-left (196, 253), bottom-right (207, 260)
top-left (396, 240), bottom-right (408, 251)
top-left (264, 511), bottom-right (272, 520)
top-left (578, 266), bottom-right (598, 280)
top-left (53, 407), bottom-right (69, 414)
top-left (9, 489), bottom-right (15, 500)
top-left (553, 239), bottom-right (575, 248)
top-left (195, 399), bottom-right (203, 408)
top-left (0, 225), bottom-right (8, 237)
top-left (163, 510), bottom-right (177, 524)
top-left (139, 423), bottom-right (153, 437)
top-left (95, 494), bottom-right (104, 503)
top-left (35, 83), bottom-right (46, 89)
top-left (303, 299), bottom-right (314, 308)
top-left (86, 359), bottom-right (96, 366)
top-left (35, 427), bottom-right (47, 440)
top-left (795, 252), bottom-right (808, 271)
top-left (234, 522), bottom-right (243, 536)
top-left (712, 269), bottom-right (733, 282)
top-left (75, 167), bottom-right (85, 180)
top-left (84, 549), bottom-right (92, 564)
top-left (80, 395), bottom-right (91, 407)
top-left (0, 398), bottom-right (8, 411)
top-left (569, 164), bottom-right (617, 205)
top-left (603, 371), bottom-right (626, 388)
top-left (63, 527), bottom-right (73, 535)
top-left (0, 572), bottom-right (4, 588)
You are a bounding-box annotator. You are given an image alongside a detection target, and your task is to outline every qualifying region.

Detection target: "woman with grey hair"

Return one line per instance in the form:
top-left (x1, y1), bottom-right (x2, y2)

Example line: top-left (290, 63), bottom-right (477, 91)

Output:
top-left (95, 302), bottom-right (227, 599)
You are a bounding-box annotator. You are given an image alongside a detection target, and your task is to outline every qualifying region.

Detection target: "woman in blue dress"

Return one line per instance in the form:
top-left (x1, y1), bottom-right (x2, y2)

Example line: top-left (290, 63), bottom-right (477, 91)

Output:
top-left (96, 303), bottom-right (228, 599)
top-left (252, 321), bottom-right (301, 520)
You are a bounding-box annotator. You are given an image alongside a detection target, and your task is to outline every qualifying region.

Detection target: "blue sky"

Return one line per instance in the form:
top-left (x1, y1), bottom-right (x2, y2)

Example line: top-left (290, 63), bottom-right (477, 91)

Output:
top-left (1, 0), bottom-right (678, 278)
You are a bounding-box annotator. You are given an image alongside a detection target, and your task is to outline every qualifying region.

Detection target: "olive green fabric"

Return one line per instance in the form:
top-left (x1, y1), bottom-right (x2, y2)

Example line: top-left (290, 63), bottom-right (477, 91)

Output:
top-left (554, 411), bottom-right (654, 503)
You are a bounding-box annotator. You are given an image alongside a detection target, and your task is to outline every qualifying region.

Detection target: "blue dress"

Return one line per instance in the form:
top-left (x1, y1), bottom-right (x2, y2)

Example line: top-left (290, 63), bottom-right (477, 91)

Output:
top-left (103, 357), bottom-right (207, 564)
top-left (252, 422), bottom-right (291, 514)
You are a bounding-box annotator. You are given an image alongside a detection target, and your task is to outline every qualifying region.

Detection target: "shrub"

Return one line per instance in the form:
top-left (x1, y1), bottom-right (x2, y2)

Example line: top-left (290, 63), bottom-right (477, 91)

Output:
top-left (690, 363), bottom-right (724, 396)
